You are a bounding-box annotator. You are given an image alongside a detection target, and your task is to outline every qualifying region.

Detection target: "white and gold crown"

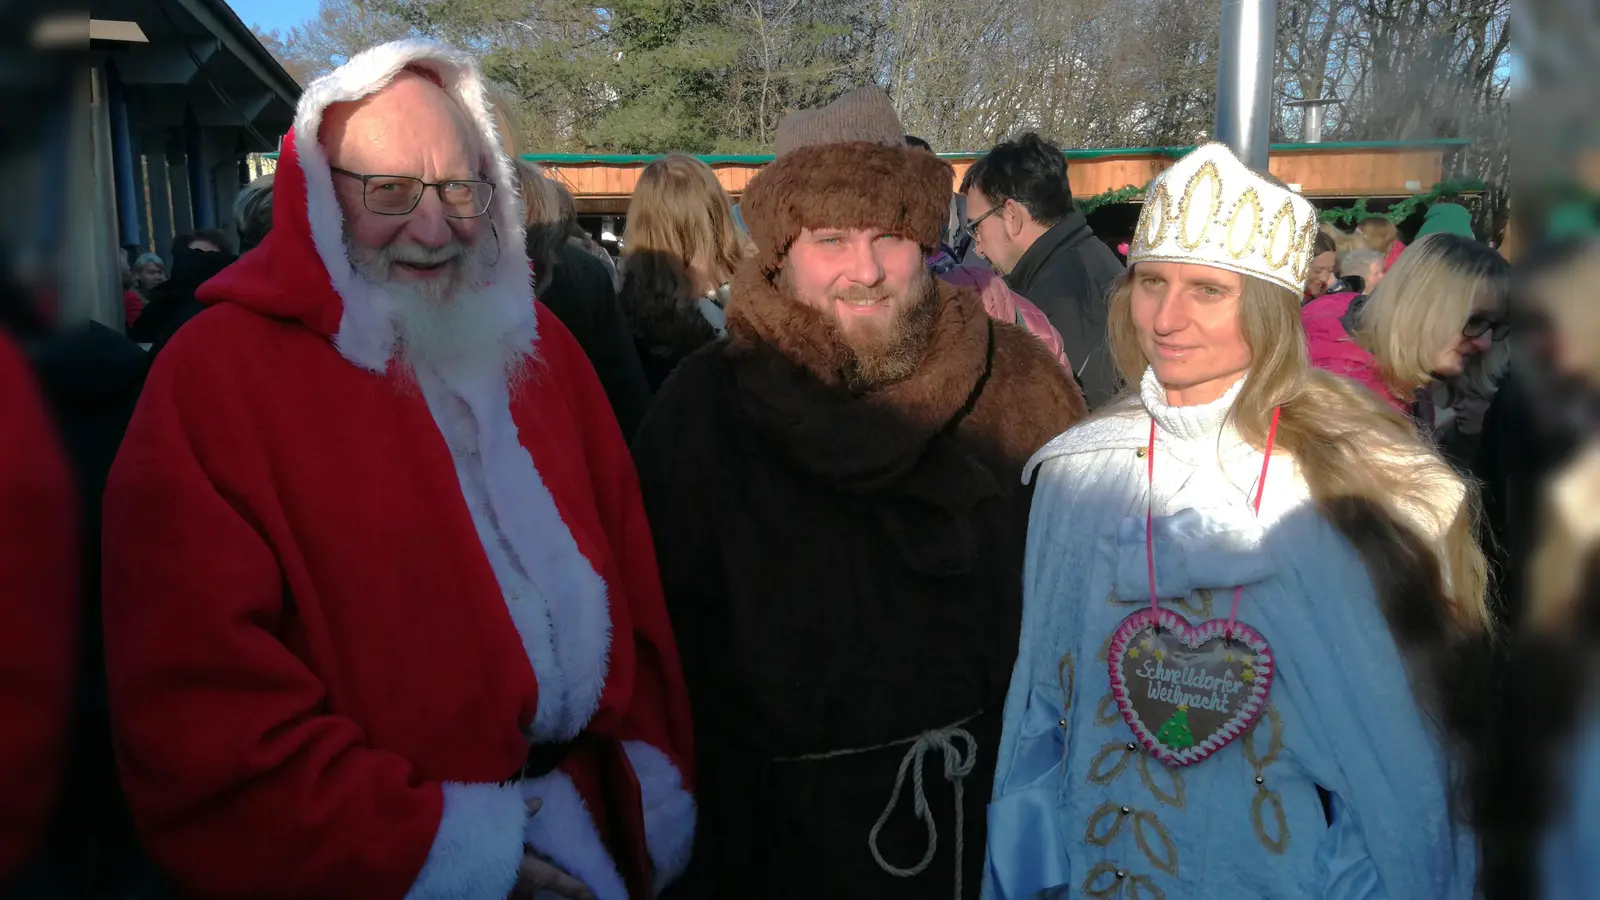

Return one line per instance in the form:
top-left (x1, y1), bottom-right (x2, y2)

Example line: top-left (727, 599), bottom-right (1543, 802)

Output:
top-left (1128, 142), bottom-right (1320, 295)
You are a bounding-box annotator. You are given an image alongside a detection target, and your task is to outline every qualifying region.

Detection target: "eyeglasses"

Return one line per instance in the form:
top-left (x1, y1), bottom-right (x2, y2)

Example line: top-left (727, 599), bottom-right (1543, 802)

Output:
top-left (330, 167), bottom-right (494, 218)
top-left (958, 200), bottom-right (1008, 244)
top-left (1462, 314), bottom-right (1509, 341)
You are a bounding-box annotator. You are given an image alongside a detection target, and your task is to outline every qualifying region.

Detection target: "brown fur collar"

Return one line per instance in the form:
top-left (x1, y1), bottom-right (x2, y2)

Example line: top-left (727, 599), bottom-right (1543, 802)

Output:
top-left (723, 261), bottom-right (1002, 574)
top-left (739, 141), bottom-right (953, 270)
top-left (725, 260), bottom-right (991, 489)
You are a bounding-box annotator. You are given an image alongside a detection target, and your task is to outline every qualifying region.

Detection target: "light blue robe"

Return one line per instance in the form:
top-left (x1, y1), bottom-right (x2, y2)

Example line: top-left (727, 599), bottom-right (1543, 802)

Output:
top-left (1542, 712), bottom-right (1600, 900)
top-left (983, 373), bottom-right (1476, 900)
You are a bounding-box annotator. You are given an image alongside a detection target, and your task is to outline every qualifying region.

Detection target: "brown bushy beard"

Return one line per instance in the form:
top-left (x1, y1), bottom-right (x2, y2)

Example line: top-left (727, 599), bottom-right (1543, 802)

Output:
top-left (776, 263), bottom-right (940, 392)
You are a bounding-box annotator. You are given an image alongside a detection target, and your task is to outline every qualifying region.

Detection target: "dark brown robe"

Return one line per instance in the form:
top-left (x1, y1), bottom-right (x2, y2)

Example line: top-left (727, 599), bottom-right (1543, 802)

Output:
top-left (634, 264), bottom-right (1086, 899)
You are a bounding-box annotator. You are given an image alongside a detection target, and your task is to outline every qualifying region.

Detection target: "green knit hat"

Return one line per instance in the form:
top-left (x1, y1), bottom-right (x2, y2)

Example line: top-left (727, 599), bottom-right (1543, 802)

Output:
top-left (1545, 201), bottom-right (1599, 239)
top-left (1414, 202), bottom-right (1475, 239)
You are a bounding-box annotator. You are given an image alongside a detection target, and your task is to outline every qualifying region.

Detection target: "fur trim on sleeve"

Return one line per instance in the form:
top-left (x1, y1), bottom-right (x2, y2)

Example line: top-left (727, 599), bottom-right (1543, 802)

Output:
top-left (623, 740), bottom-right (696, 894)
top-left (520, 769), bottom-right (629, 900)
top-left (404, 781), bottom-right (528, 900)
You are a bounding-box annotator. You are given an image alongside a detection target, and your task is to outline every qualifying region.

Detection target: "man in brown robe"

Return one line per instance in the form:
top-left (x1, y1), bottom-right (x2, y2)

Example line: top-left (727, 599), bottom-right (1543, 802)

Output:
top-left (633, 86), bottom-right (1087, 899)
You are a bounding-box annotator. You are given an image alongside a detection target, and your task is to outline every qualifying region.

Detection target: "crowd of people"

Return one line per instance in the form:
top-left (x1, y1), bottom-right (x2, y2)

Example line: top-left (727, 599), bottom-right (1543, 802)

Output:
top-left (0, 35), bottom-right (1596, 900)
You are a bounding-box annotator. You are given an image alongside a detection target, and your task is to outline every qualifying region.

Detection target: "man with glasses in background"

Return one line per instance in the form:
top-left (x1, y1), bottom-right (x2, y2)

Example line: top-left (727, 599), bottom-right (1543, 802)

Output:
top-left (960, 134), bottom-right (1124, 408)
top-left (101, 41), bottom-right (694, 900)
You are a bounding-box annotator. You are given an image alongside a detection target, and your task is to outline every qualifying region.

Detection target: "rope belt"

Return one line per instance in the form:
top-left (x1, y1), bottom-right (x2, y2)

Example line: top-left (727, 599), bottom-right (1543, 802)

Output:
top-left (774, 712), bottom-right (980, 900)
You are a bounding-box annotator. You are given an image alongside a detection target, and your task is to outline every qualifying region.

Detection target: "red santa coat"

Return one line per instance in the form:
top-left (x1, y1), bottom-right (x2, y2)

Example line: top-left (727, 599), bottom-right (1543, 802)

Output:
top-left (102, 40), bottom-right (693, 900)
top-left (0, 333), bottom-right (76, 882)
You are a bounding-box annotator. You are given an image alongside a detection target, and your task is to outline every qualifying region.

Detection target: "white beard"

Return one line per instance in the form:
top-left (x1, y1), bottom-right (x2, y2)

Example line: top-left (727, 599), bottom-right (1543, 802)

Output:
top-left (347, 230), bottom-right (531, 380)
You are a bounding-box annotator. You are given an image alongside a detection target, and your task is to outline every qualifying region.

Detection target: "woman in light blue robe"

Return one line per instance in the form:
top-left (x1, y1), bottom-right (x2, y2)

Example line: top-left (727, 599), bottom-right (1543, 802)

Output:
top-left (983, 142), bottom-right (1491, 900)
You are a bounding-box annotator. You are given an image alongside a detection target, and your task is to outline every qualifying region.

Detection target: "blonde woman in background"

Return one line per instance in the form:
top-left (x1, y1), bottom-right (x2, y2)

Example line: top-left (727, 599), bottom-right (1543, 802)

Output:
top-left (1301, 232), bottom-right (1510, 423)
top-left (514, 159), bottom-right (653, 437)
top-left (618, 154), bottom-right (744, 393)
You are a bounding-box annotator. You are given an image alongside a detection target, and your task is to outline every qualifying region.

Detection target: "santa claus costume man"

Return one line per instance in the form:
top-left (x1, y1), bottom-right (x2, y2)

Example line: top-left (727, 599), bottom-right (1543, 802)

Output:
top-left (102, 40), bottom-right (693, 900)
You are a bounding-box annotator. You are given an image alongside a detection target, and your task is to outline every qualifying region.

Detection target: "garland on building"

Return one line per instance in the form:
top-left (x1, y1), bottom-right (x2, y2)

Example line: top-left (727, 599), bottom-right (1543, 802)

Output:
top-left (1079, 183), bottom-right (1145, 215)
top-left (1316, 177), bottom-right (1487, 226)
top-left (1077, 176), bottom-right (1487, 223)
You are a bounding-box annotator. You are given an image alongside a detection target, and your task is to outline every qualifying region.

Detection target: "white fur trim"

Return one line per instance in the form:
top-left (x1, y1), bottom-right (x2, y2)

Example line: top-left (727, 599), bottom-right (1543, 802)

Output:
top-left (405, 781), bottom-right (527, 900)
top-left (623, 740), bottom-right (696, 895)
top-left (291, 39), bottom-right (535, 373)
top-left (416, 363), bottom-right (611, 742)
top-left (520, 769), bottom-right (628, 900)
top-left (1022, 396), bottom-right (1147, 484)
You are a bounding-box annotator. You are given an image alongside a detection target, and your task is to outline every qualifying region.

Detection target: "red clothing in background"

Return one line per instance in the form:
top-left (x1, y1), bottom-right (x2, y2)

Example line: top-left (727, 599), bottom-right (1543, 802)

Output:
top-left (0, 333), bottom-right (77, 882)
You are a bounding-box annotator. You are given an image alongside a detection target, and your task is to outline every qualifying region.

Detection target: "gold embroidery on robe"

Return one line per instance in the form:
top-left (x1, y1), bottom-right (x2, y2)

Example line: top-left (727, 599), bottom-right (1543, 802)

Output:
top-left (1133, 810), bottom-right (1178, 876)
top-left (1137, 754), bottom-right (1187, 809)
top-left (1058, 652), bottom-right (1076, 713)
top-left (1252, 789), bottom-right (1290, 854)
top-left (1083, 862), bottom-right (1127, 899)
top-left (1241, 704), bottom-right (1283, 768)
top-left (1096, 692), bottom-right (1120, 726)
top-left (1086, 801), bottom-right (1127, 846)
top-left (1175, 588), bottom-right (1215, 619)
top-left (1130, 874), bottom-right (1166, 900)
top-left (1243, 704), bottom-right (1288, 852)
top-left (1089, 741), bottom-right (1136, 784)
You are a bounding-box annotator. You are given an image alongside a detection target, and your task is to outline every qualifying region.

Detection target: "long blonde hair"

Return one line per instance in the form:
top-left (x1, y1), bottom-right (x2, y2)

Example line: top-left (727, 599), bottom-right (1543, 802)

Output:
top-left (1106, 268), bottom-right (1491, 635)
top-left (1354, 232), bottom-right (1512, 397)
top-left (514, 159), bottom-right (565, 293)
top-left (622, 155), bottom-right (742, 293)
top-left (620, 155), bottom-right (744, 355)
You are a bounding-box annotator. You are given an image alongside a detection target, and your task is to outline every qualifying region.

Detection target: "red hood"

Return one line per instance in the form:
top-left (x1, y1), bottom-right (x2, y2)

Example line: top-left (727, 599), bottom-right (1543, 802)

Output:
top-left (197, 39), bottom-right (534, 374)
top-left (197, 129), bottom-right (345, 339)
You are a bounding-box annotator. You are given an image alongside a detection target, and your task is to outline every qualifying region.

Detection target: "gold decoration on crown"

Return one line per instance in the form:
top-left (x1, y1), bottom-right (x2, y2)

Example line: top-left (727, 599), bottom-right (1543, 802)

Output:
top-left (1127, 143), bottom-right (1320, 296)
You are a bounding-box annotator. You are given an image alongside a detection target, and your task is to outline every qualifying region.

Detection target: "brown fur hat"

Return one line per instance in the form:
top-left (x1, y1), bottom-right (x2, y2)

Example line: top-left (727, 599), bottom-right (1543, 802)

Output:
top-left (742, 88), bottom-right (954, 272)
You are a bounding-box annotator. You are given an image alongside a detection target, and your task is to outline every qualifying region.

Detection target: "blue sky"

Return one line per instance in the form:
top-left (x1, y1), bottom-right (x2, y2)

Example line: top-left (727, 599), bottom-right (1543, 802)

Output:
top-left (229, 0), bottom-right (319, 35)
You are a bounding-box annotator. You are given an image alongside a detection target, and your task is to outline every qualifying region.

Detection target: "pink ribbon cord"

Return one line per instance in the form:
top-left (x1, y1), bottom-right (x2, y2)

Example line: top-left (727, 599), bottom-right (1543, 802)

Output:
top-left (1146, 406), bottom-right (1282, 636)
top-left (1145, 417), bottom-right (1160, 617)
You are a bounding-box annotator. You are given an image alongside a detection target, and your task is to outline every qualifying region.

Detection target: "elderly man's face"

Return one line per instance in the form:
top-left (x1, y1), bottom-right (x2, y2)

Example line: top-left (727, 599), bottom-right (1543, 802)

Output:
top-left (322, 71), bottom-right (488, 298)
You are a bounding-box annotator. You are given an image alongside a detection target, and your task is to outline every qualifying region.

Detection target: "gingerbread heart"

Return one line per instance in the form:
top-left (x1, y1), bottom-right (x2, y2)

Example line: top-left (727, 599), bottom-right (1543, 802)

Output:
top-left (1107, 608), bottom-right (1274, 766)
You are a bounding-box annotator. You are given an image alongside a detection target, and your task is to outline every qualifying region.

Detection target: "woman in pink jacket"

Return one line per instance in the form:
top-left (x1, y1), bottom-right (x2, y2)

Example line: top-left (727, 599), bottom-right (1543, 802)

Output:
top-left (938, 263), bottom-right (1070, 369)
top-left (1302, 233), bottom-right (1509, 419)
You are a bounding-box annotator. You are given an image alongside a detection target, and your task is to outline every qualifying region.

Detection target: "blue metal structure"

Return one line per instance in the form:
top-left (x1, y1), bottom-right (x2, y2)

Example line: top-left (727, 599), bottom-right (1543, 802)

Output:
top-left (106, 61), bottom-right (145, 249)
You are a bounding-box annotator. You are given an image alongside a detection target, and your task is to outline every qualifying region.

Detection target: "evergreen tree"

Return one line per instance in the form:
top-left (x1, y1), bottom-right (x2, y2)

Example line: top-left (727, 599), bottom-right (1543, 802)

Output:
top-left (1155, 706), bottom-right (1195, 749)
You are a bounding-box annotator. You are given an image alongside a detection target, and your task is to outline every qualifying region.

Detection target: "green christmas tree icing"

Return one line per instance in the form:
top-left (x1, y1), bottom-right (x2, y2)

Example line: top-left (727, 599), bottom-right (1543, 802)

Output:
top-left (1155, 705), bottom-right (1196, 749)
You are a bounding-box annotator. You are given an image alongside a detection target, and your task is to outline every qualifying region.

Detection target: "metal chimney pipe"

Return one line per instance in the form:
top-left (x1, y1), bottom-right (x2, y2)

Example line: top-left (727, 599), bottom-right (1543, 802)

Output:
top-left (1303, 103), bottom-right (1324, 142)
top-left (1287, 97), bottom-right (1341, 144)
top-left (1215, 0), bottom-right (1277, 171)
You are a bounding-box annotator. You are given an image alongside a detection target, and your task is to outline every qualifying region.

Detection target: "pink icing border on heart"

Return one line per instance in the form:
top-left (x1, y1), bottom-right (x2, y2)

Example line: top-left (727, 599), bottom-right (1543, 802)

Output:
top-left (1107, 607), bottom-right (1274, 767)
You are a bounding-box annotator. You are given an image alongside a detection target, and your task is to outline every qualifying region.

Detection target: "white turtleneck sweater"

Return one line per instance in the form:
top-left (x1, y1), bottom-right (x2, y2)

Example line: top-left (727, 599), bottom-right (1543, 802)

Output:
top-left (982, 368), bottom-right (1476, 900)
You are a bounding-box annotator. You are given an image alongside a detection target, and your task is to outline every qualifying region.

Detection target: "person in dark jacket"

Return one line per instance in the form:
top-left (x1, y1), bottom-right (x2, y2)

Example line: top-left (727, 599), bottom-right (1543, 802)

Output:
top-left (127, 230), bottom-right (237, 355)
top-left (519, 160), bottom-right (654, 438)
top-left (960, 133), bottom-right (1125, 408)
top-left (17, 320), bottom-right (172, 900)
top-left (636, 86), bottom-right (1085, 900)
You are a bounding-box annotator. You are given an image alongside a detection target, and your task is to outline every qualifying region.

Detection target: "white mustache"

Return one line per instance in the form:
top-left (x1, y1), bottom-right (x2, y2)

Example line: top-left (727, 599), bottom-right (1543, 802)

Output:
top-left (384, 242), bottom-right (463, 266)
